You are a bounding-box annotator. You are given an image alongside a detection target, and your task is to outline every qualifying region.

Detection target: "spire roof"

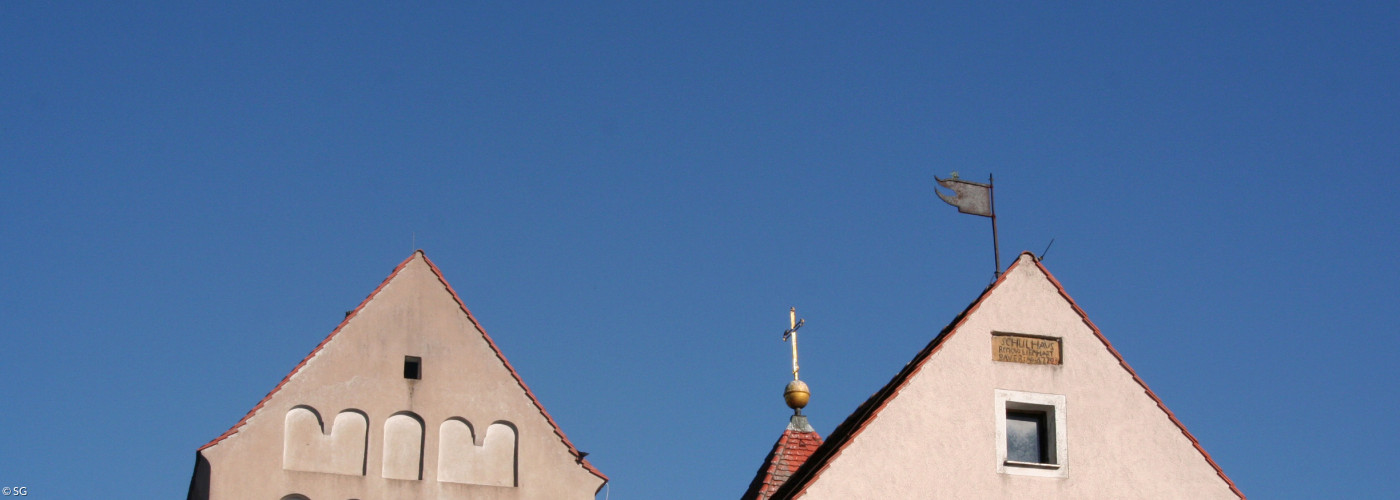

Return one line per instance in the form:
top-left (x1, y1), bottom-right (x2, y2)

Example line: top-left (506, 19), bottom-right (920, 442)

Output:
top-left (740, 415), bottom-right (824, 500)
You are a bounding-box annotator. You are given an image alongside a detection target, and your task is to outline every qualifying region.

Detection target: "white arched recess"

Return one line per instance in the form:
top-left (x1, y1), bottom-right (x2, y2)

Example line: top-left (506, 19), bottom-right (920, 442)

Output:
top-left (282, 406), bottom-right (367, 475)
top-left (437, 418), bottom-right (517, 486)
top-left (382, 412), bottom-right (425, 480)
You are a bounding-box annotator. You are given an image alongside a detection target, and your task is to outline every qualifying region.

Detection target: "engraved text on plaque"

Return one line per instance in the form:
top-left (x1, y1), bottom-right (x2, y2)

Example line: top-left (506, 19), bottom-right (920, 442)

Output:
top-left (992, 333), bottom-right (1061, 365)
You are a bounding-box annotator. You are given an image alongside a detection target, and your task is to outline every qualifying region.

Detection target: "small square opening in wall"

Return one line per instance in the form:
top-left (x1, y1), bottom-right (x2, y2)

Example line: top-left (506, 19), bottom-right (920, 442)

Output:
top-left (996, 389), bottom-right (1067, 477)
top-left (404, 356), bottom-right (422, 380)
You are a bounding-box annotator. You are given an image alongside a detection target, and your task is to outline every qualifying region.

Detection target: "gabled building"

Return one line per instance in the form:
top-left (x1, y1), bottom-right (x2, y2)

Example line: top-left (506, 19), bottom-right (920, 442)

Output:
top-left (187, 251), bottom-right (606, 500)
top-left (754, 252), bottom-right (1244, 499)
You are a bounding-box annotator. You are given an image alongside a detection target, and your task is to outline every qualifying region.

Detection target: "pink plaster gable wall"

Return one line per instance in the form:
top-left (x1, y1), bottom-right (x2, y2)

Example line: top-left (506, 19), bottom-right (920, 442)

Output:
top-left (796, 253), bottom-right (1240, 499)
top-left (195, 253), bottom-right (604, 499)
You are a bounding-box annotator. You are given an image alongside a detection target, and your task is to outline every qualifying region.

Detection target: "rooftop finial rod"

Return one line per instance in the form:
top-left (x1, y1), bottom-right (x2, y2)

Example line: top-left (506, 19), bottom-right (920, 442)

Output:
top-left (990, 173), bottom-right (1000, 280)
top-left (784, 307), bottom-right (804, 380)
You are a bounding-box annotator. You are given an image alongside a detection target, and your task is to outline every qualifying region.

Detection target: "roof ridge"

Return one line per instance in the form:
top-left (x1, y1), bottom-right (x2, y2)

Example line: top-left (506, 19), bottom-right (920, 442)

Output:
top-left (767, 257), bottom-right (1020, 499)
top-left (1031, 256), bottom-right (1243, 498)
top-left (198, 251), bottom-right (419, 452)
top-left (418, 253), bottom-right (608, 483)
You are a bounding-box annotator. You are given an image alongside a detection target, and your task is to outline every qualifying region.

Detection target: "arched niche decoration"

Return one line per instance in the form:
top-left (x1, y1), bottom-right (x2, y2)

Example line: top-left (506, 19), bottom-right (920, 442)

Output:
top-left (382, 412), bottom-right (425, 480)
top-left (280, 495), bottom-right (310, 500)
top-left (282, 406), bottom-right (367, 475)
top-left (437, 418), bottom-right (517, 486)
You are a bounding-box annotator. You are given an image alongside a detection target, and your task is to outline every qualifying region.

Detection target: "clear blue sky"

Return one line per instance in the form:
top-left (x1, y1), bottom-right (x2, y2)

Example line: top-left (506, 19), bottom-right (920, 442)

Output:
top-left (2, 2), bottom-right (1396, 498)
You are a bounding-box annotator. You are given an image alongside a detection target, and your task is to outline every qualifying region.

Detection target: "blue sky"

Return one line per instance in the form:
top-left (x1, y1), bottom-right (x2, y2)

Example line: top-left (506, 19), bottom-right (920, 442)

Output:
top-left (2, 2), bottom-right (1397, 498)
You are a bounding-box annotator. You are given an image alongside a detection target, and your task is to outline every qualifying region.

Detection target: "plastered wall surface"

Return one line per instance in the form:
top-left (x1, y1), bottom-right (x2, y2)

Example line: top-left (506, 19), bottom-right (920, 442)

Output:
top-left (796, 255), bottom-right (1238, 499)
top-left (197, 255), bottom-right (603, 500)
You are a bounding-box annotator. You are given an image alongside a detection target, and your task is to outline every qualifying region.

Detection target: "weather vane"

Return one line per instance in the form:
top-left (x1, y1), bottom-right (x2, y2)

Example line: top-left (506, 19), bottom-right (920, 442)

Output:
top-left (934, 173), bottom-right (1001, 280)
top-left (781, 307), bottom-right (810, 413)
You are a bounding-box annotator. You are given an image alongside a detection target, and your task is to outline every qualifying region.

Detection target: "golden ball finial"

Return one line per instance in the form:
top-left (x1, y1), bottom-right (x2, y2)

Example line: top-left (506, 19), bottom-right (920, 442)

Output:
top-left (784, 379), bottom-right (810, 409)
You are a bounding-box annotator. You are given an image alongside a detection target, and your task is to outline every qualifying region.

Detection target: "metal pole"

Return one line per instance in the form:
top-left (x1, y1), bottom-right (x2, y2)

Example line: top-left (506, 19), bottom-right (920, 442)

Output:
top-left (990, 173), bottom-right (1000, 280)
top-left (789, 308), bottom-right (799, 380)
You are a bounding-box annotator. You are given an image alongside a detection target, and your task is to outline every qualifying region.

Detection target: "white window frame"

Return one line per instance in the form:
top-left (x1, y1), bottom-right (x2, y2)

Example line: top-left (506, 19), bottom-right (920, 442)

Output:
top-left (995, 389), bottom-right (1067, 478)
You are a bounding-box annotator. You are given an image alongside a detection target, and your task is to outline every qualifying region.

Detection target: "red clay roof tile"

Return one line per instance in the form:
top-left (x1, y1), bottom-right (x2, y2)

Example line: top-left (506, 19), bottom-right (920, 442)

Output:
top-left (741, 415), bottom-right (824, 500)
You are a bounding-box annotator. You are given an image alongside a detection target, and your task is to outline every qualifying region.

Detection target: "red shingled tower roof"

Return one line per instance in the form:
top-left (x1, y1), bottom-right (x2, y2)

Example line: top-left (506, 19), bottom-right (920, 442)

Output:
top-left (741, 415), bottom-right (824, 500)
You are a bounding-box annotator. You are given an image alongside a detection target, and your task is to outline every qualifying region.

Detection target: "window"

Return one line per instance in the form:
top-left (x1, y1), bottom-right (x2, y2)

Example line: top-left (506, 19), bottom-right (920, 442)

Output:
top-left (404, 356), bottom-right (422, 380)
top-left (995, 389), bottom-right (1067, 477)
top-left (1005, 410), bottom-right (1049, 464)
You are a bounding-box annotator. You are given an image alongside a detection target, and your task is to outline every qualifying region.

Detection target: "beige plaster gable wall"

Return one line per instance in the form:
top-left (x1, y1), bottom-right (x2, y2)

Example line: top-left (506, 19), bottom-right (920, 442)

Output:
top-left (797, 254), bottom-right (1238, 499)
top-left (199, 254), bottom-right (604, 500)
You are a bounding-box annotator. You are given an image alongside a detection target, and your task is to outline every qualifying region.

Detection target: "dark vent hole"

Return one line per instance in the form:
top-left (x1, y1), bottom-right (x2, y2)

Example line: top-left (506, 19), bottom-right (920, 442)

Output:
top-left (404, 356), bottom-right (422, 380)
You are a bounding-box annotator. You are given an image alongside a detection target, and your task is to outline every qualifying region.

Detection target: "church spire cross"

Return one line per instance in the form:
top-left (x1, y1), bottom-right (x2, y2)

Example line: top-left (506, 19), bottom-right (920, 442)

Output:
top-left (781, 307), bottom-right (811, 413)
top-left (782, 307), bottom-right (805, 381)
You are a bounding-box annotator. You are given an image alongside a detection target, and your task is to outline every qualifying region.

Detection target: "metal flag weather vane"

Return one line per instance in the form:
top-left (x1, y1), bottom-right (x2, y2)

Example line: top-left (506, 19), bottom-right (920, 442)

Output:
top-left (934, 172), bottom-right (1001, 279)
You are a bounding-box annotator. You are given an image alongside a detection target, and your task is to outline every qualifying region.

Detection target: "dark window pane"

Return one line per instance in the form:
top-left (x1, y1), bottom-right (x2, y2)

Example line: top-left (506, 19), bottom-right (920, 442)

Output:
top-left (1007, 411), bottom-right (1047, 463)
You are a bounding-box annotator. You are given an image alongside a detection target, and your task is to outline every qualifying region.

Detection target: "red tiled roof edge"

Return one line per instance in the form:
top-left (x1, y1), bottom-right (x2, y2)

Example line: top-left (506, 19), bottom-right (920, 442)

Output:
top-left (740, 429), bottom-right (794, 500)
top-left (419, 253), bottom-right (608, 483)
top-left (742, 426), bottom-right (824, 500)
top-left (195, 251), bottom-right (607, 484)
top-left (1031, 253), bottom-right (1244, 499)
top-left (772, 253), bottom-right (1244, 499)
top-left (768, 258), bottom-right (1018, 499)
top-left (198, 252), bottom-right (418, 452)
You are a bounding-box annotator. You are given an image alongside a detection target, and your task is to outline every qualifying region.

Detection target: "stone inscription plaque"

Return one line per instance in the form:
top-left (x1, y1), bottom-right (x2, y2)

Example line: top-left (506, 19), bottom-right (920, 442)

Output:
top-left (992, 333), bottom-right (1061, 365)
